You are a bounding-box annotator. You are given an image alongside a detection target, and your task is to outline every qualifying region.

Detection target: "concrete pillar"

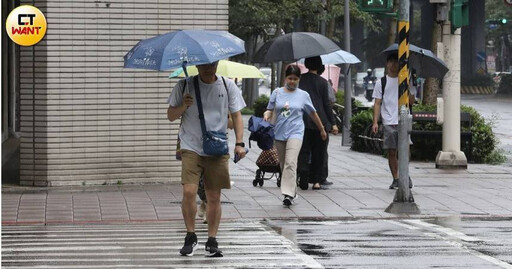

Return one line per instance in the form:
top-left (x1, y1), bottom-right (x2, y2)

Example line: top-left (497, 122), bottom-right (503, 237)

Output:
top-left (435, 22), bottom-right (467, 168)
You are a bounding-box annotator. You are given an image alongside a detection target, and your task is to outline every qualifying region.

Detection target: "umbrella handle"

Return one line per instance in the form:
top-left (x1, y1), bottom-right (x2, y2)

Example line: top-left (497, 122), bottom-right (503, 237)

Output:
top-left (181, 61), bottom-right (190, 94)
top-left (182, 61), bottom-right (189, 78)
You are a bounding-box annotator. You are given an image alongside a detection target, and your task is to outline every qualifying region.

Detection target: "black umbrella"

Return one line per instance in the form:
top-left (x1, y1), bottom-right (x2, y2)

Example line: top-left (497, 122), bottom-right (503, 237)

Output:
top-left (380, 43), bottom-right (449, 79)
top-left (253, 32), bottom-right (341, 63)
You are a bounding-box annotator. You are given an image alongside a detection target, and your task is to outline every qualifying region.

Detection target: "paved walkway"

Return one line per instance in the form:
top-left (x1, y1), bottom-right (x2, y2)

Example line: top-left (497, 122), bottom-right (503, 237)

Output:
top-left (3, 123), bottom-right (512, 225)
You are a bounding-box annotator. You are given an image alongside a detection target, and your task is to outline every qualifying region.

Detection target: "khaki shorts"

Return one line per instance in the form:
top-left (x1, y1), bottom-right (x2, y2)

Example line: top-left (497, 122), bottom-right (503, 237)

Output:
top-left (181, 149), bottom-right (231, 190)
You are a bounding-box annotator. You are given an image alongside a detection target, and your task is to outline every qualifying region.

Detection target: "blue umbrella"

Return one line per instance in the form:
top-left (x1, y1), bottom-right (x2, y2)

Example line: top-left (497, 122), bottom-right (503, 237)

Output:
top-left (298, 49), bottom-right (361, 65)
top-left (124, 30), bottom-right (245, 72)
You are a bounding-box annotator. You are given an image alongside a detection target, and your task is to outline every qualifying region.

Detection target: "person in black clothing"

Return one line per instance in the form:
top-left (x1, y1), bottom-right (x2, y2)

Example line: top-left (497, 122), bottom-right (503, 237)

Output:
top-left (297, 56), bottom-right (338, 190)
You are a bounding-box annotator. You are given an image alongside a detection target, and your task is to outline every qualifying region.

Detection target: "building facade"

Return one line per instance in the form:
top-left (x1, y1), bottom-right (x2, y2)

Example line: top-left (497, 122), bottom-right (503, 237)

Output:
top-left (2, 0), bottom-right (229, 186)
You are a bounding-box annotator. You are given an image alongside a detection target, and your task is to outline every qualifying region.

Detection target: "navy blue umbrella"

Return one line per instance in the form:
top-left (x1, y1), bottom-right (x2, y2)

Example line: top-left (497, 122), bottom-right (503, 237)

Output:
top-left (253, 32), bottom-right (341, 63)
top-left (380, 43), bottom-right (449, 79)
top-left (124, 30), bottom-right (245, 72)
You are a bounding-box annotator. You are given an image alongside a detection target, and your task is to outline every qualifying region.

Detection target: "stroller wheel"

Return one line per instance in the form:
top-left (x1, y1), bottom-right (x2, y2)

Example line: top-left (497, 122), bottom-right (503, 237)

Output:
top-left (252, 179), bottom-right (258, 187)
top-left (258, 179), bottom-right (264, 186)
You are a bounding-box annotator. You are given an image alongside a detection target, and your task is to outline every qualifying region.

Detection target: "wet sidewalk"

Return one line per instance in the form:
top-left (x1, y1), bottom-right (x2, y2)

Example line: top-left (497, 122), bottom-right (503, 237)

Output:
top-left (3, 131), bottom-right (512, 225)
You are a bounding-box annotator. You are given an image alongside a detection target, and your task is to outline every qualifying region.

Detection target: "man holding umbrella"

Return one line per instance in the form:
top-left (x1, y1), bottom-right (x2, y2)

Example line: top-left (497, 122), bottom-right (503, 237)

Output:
top-left (167, 61), bottom-right (247, 257)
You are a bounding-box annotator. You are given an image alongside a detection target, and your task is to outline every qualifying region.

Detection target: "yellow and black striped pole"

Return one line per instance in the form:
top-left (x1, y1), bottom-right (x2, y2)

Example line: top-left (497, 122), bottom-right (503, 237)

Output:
top-left (398, 20), bottom-right (410, 109)
top-left (385, 0), bottom-right (420, 214)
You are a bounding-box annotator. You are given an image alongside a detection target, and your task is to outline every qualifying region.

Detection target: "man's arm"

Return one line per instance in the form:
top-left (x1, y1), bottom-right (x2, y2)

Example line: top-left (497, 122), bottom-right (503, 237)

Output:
top-left (167, 105), bottom-right (187, 122)
top-left (231, 110), bottom-right (246, 159)
top-left (372, 99), bottom-right (382, 134)
top-left (167, 80), bottom-right (192, 122)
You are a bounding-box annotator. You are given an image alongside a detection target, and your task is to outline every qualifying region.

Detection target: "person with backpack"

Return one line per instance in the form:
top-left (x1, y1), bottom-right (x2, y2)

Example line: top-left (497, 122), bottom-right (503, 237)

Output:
top-left (371, 53), bottom-right (414, 190)
top-left (263, 64), bottom-right (327, 206)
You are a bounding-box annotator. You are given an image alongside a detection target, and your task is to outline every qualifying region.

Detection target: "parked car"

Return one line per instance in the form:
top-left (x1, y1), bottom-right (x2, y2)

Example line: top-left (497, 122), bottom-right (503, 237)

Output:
top-left (353, 72), bottom-right (367, 96)
top-left (259, 67), bottom-right (271, 87)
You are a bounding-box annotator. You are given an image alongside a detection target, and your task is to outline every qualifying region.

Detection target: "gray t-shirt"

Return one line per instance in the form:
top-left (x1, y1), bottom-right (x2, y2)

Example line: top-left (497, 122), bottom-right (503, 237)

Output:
top-left (168, 75), bottom-right (246, 156)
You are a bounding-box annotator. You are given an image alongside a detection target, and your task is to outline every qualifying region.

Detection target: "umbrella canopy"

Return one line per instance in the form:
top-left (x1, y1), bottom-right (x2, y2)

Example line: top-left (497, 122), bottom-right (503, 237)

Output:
top-left (124, 30), bottom-right (245, 71)
top-left (253, 32), bottom-right (341, 63)
top-left (298, 49), bottom-right (361, 65)
top-left (380, 43), bottom-right (449, 79)
top-left (169, 60), bottom-right (266, 79)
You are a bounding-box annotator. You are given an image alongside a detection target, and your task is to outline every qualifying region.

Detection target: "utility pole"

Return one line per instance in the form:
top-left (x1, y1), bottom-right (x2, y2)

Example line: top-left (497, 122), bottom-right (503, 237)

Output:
top-left (435, 0), bottom-right (468, 168)
top-left (342, 0), bottom-right (352, 146)
top-left (385, 0), bottom-right (420, 214)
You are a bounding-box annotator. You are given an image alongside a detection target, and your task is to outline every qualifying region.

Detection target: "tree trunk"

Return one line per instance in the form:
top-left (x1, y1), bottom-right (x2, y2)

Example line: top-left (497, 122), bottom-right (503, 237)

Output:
top-left (387, 0), bottom-right (399, 45)
top-left (422, 21), bottom-right (442, 106)
top-left (326, 0), bottom-right (335, 39)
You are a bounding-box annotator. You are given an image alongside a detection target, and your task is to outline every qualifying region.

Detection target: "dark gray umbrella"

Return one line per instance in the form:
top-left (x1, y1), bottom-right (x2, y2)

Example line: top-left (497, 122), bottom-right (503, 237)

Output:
top-left (253, 32), bottom-right (341, 63)
top-left (380, 43), bottom-right (449, 79)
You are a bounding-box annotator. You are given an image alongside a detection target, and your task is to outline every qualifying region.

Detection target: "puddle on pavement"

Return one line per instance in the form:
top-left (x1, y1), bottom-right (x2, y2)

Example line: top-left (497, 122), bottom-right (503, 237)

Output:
top-left (299, 243), bottom-right (331, 257)
top-left (265, 220), bottom-right (331, 258)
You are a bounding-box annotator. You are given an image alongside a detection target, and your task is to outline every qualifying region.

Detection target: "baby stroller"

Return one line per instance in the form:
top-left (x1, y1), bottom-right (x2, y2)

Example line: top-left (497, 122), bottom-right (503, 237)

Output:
top-left (254, 146), bottom-right (281, 187)
top-left (248, 116), bottom-right (282, 187)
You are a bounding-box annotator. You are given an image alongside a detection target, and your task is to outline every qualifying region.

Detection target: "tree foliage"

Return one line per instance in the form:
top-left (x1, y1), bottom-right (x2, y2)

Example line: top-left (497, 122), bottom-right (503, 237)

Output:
top-left (229, 0), bottom-right (382, 62)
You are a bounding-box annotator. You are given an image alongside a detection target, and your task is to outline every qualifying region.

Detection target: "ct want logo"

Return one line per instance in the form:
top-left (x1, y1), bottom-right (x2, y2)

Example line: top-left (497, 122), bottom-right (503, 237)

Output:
top-left (5, 5), bottom-right (47, 46)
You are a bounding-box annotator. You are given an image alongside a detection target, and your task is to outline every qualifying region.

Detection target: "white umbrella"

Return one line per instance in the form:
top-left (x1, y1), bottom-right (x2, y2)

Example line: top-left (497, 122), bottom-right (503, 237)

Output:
top-left (298, 49), bottom-right (361, 65)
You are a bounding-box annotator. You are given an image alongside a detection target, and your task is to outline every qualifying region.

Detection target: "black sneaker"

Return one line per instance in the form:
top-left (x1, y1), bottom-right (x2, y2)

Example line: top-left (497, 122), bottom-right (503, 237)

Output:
top-left (283, 195), bottom-right (293, 206)
top-left (319, 179), bottom-right (333, 186)
top-left (389, 179), bottom-right (399, 189)
top-left (180, 232), bottom-right (198, 256)
top-left (205, 237), bottom-right (223, 257)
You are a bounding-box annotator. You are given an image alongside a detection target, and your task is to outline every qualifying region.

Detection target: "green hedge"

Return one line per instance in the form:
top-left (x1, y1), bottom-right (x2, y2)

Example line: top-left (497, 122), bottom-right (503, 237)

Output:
top-left (497, 74), bottom-right (512, 95)
top-left (252, 95), bottom-right (269, 117)
top-left (349, 104), bottom-right (504, 164)
top-left (349, 109), bottom-right (374, 152)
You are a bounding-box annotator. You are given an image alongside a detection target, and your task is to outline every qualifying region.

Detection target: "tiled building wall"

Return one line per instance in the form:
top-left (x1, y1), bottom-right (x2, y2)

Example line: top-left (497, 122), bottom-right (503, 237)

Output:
top-left (19, 0), bottom-right (229, 186)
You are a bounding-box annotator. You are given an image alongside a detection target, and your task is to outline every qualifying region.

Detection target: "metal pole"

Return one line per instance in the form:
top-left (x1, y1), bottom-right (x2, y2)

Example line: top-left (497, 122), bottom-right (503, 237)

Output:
top-left (435, 0), bottom-right (467, 168)
top-left (342, 0), bottom-right (352, 146)
top-left (385, 0), bottom-right (420, 214)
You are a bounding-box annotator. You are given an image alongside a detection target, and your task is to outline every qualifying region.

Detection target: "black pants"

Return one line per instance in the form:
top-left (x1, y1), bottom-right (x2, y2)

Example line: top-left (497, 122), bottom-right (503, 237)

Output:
top-left (298, 128), bottom-right (329, 184)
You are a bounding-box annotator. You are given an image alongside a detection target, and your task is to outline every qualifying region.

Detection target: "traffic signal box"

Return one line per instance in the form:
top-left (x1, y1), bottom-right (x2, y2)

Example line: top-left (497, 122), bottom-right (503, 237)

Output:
top-left (450, 0), bottom-right (469, 32)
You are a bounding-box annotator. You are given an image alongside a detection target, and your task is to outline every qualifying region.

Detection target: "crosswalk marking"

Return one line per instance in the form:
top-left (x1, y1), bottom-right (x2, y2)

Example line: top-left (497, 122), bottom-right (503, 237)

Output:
top-left (2, 221), bottom-right (323, 269)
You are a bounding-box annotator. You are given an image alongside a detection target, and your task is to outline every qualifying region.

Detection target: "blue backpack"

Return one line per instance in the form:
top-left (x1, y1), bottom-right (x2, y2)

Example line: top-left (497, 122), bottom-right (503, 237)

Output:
top-left (248, 116), bottom-right (275, 150)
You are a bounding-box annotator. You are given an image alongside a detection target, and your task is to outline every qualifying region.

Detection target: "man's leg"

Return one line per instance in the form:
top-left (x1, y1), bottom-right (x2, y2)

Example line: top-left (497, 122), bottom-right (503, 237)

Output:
top-left (202, 155), bottom-right (230, 257)
top-left (205, 188), bottom-right (222, 237)
top-left (179, 150), bottom-right (202, 256)
top-left (388, 149), bottom-right (398, 179)
top-left (182, 184), bottom-right (198, 232)
top-left (388, 149), bottom-right (399, 189)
